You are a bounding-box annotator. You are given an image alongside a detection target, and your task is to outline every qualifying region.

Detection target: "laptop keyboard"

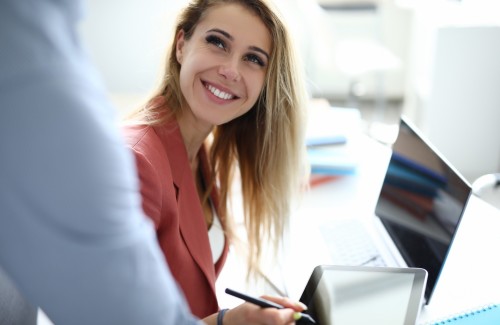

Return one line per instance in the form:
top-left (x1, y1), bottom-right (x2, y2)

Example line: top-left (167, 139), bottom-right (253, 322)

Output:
top-left (319, 218), bottom-right (387, 267)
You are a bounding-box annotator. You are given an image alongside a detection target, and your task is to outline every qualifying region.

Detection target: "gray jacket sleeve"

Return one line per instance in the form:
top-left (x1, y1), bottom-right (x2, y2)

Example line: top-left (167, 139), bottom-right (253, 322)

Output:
top-left (0, 1), bottom-right (201, 324)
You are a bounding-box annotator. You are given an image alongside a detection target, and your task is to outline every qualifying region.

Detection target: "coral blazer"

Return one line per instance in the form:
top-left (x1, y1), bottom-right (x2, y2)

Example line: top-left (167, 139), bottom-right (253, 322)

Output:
top-left (122, 119), bottom-right (229, 318)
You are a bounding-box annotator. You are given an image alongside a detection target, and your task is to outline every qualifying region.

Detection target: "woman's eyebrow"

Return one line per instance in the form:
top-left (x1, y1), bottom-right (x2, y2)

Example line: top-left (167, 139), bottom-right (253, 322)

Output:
top-left (207, 28), bottom-right (270, 60)
top-left (208, 28), bottom-right (233, 40)
top-left (249, 46), bottom-right (270, 61)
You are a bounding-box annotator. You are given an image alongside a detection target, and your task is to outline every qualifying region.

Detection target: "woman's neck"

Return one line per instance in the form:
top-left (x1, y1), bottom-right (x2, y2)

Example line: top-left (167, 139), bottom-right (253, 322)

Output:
top-left (176, 112), bottom-right (213, 171)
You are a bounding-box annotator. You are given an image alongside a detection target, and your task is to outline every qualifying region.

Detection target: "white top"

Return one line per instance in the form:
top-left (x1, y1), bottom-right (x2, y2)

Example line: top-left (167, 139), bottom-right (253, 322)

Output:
top-left (208, 205), bottom-right (225, 263)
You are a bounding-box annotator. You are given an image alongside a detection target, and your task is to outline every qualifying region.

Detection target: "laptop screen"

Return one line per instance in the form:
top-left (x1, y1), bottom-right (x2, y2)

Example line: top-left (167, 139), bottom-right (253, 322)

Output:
top-left (374, 116), bottom-right (471, 303)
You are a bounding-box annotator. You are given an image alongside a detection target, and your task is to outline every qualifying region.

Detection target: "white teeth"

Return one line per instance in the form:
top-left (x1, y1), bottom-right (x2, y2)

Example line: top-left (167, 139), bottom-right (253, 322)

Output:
top-left (207, 84), bottom-right (234, 100)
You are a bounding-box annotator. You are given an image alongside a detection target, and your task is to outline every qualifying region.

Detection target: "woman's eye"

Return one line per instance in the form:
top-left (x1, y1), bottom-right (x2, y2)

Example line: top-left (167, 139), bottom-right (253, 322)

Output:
top-left (246, 54), bottom-right (266, 67)
top-left (206, 35), bottom-right (225, 50)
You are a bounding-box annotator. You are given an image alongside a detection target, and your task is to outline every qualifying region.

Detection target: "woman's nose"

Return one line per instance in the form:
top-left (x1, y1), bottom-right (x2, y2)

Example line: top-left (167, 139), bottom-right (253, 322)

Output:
top-left (218, 59), bottom-right (241, 82)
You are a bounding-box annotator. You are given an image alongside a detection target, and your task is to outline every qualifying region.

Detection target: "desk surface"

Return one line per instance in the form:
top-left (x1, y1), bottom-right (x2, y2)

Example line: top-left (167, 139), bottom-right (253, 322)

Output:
top-left (217, 129), bottom-right (500, 324)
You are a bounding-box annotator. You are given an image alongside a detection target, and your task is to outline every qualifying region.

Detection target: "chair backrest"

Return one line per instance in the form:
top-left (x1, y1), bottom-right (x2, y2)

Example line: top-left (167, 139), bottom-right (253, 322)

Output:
top-left (473, 173), bottom-right (500, 210)
top-left (0, 266), bottom-right (37, 325)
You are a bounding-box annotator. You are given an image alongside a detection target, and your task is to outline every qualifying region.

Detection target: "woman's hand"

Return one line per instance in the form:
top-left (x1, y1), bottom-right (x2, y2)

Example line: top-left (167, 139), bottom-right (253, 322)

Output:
top-left (206, 295), bottom-right (307, 325)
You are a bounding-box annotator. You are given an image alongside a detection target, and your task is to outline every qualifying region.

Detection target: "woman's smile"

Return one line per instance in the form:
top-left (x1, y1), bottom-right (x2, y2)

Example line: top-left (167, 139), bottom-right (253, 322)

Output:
top-left (203, 80), bottom-right (238, 101)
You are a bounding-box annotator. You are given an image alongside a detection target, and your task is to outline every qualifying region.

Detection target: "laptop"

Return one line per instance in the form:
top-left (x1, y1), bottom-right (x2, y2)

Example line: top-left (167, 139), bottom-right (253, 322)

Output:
top-left (316, 115), bottom-right (471, 305)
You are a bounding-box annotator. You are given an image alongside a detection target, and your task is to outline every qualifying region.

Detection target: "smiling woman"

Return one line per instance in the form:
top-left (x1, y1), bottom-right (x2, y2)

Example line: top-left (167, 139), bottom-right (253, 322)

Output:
top-left (120, 0), bottom-right (309, 324)
top-left (175, 3), bottom-right (271, 127)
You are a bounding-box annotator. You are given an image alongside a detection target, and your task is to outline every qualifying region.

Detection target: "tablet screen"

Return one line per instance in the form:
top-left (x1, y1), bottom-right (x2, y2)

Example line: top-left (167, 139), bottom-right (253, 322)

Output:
top-left (299, 265), bottom-right (427, 325)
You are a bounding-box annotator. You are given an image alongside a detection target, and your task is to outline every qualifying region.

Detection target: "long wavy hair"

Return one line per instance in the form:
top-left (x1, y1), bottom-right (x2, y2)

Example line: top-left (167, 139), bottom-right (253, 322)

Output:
top-left (126, 0), bottom-right (309, 280)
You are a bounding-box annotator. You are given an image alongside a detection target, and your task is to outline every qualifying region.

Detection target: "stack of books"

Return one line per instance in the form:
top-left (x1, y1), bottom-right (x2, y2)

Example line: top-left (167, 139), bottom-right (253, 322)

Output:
top-left (306, 105), bottom-right (361, 179)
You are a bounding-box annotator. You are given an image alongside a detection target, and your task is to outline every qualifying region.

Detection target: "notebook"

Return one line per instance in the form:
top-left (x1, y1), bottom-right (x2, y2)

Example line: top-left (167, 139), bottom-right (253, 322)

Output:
top-left (421, 303), bottom-right (500, 324)
top-left (318, 116), bottom-right (472, 305)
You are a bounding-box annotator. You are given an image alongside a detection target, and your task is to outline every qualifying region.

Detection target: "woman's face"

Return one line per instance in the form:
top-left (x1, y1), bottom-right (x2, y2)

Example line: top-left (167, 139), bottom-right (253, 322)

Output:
top-left (176, 3), bottom-right (271, 127)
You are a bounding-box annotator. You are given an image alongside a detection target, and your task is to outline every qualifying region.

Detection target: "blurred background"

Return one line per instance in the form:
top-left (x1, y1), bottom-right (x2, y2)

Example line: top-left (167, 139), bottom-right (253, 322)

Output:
top-left (79, 0), bottom-right (500, 183)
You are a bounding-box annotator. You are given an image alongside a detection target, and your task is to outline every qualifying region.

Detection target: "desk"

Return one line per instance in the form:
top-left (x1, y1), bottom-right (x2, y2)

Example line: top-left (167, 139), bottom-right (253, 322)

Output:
top-left (216, 129), bottom-right (500, 324)
top-left (417, 195), bottom-right (500, 323)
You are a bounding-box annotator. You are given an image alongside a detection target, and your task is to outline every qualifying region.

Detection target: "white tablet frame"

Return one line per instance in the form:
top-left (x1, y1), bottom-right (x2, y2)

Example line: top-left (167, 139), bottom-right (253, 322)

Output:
top-left (298, 265), bottom-right (428, 325)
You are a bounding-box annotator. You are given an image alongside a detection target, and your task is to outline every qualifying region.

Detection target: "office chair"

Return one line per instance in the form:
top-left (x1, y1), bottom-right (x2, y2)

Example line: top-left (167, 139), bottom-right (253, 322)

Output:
top-left (472, 173), bottom-right (500, 210)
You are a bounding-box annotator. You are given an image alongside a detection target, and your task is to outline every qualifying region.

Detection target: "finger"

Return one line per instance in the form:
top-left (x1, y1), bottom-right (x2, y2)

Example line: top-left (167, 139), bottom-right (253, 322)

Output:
top-left (259, 307), bottom-right (299, 325)
top-left (260, 295), bottom-right (307, 312)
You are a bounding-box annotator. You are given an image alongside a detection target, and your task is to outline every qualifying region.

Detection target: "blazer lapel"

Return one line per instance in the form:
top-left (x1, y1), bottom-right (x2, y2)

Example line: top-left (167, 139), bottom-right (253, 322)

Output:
top-left (154, 121), bottom-right (218, 295)
top-left (198, 145), bottom-right (230, 276)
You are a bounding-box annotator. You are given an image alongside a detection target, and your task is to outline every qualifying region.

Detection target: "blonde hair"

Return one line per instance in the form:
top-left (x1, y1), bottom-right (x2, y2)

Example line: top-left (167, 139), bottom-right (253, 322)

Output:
top-left (126, 0), bottom-right (309, 280)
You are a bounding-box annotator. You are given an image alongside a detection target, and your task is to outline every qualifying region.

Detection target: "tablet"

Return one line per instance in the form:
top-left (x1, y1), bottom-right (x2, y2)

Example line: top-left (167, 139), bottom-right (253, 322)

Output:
top-left (298, 265), bottom-right (428, 325)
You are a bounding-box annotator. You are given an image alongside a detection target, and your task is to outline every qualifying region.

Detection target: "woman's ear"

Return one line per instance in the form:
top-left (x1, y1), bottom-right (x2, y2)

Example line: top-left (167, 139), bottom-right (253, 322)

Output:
top-left (176, 30), bottom-right (185, 64)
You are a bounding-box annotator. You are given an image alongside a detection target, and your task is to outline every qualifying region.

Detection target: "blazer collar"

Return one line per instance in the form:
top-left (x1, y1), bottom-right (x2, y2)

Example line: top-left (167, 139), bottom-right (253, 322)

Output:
top-left (153, 119), bottom-right (189, 189)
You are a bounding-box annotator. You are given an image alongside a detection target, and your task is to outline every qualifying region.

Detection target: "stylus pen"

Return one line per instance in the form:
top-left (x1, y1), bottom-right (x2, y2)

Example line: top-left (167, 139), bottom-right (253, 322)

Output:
top-left (225, 288), bottom-right (316, 324)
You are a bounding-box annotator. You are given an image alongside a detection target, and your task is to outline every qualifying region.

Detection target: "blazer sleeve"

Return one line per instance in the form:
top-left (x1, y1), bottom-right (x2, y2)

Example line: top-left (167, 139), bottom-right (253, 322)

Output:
top-left (131, 149), bottom-right (165, 229)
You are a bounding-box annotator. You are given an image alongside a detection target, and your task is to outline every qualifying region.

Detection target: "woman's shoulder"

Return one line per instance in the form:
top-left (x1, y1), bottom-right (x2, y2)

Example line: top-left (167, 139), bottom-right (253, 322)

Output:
top-left (121, 123), bottom-right (172, 164)
top-left (122, 123), bottom-right (157, 148)
top-left (122, 123), bottom-right (172, 178)
top-left (121, 121), bottom-right (182, 166)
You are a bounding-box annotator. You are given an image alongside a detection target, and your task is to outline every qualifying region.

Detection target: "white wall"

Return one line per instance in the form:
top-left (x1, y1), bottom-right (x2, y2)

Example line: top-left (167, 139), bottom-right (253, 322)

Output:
top-left (79, 0), bottom-right (187, 113)
top-left (79, 0), bottom-right (412, 105)
top-left (79, 0), bottom-right (188, 94)
top-left (423, 26), bottom-right (500, 182)
top-left (401, 0), bottom-right (500, 182)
